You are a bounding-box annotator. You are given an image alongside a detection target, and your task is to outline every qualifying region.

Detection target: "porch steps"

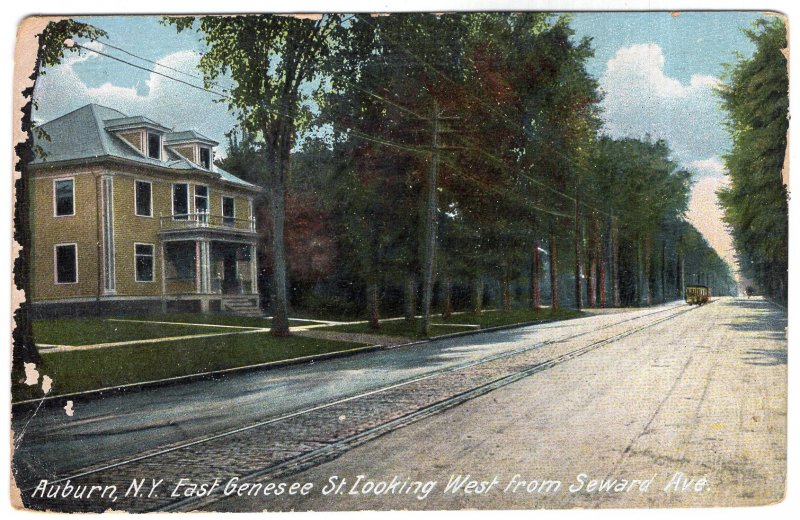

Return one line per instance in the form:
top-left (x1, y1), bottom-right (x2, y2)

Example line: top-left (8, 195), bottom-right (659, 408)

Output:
top-left (222, 296), bottom-right (263, 317)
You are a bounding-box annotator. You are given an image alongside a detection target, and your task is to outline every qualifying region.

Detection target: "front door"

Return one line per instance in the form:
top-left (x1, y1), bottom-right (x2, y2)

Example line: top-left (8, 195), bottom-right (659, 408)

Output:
top-left (221, 249), bottom-right (239, 294)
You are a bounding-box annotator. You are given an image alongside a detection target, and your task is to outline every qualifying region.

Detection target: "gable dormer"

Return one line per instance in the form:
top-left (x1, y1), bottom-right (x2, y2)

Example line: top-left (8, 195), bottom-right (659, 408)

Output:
top-left (104, 116), bottom-right (171, 161)
top-left (164, 131), bottom-right (219, 170)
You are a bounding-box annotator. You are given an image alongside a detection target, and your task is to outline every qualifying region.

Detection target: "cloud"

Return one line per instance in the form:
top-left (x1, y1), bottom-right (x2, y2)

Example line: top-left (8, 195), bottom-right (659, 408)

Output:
top-left (32, 47), bottom-right (239, 154)
top-left (689, 157), bottom-right (726, 178)
top-left (599, 43), bottom-right (727, 170)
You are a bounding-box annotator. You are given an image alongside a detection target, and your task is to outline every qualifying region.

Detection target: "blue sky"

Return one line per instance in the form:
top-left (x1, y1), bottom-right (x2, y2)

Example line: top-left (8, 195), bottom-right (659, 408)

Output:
top-left (570, 11), bottom-right (760, 81)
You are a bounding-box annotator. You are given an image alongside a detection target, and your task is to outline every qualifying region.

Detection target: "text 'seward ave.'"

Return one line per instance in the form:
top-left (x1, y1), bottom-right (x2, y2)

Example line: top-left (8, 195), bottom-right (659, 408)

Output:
top-left (10, 11), bottom-right (788, 512)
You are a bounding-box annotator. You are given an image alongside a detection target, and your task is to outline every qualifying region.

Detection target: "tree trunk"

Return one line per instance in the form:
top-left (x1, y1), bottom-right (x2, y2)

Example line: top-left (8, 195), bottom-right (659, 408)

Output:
top-left (420, 100), bottom-right (440, 337)
top-left (574, 197), bottom-right (582, 311)
top-left (531, 240), bottom-right (541, 311)
top-left (268, 174), bottom-right (291, 336)
top-left (611, 216), bottom-right (620, 307)
top-left (549, 233), bottom-right (559, 309)
top-left (471, 277), bottom-right (483, 315)
top-left (367, 282), bottom-right (380, 330)
top-left (644, 237), bottom-right (652, 306)
top-left (661, 242), bottom-right (666, 302)
top-left (442, 276), bottom-right (453, 319)
top-left (404, 275), bottom-right (416, 322)
top-left (588, 211), bottom-right (599, 308)
top-left (635, 239), bottom-right (642, 305)
top-left (501, 262), bottom-right (512, 312)
top-left (599, 226), bottom-right (607, 308)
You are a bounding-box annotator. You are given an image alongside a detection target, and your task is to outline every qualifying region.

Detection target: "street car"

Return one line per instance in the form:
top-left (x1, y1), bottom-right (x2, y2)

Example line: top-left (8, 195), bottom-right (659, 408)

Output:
top-left (685, 285), bottom-right (710, 305)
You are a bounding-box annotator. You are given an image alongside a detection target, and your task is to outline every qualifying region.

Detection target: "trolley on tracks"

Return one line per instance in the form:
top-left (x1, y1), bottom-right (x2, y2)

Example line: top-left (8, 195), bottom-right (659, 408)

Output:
top-left (685, 285), bottom-right (710, 305)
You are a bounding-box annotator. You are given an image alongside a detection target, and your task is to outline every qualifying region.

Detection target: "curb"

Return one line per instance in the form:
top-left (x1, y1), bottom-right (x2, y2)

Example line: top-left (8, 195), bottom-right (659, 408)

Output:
top-left (11, 312), bottom-right (586, 412)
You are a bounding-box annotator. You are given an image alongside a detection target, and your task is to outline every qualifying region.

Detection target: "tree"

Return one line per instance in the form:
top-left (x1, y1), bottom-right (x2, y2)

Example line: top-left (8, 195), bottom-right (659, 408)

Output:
top-left (438, 14), bottom-right (601, 313)
top-left (167, 14), bottom-right (357, 335)
top-left (15, 19), bottom-right (107, 372)
top-left (319, 14), bottom-right (469, 330)
top-left (592, 136), bottom-right (693, 305)
top-left (217, 133), bottom-right (337, 307)
top-left (717, 17), bottom-right (788, 303)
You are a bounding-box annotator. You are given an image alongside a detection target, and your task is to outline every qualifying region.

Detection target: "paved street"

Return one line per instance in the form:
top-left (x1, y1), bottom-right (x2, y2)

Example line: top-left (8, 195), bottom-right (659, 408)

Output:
top-left (213, 297), bottom-right (786, 511)
top-left (12, 297), bottom-right (786, 512)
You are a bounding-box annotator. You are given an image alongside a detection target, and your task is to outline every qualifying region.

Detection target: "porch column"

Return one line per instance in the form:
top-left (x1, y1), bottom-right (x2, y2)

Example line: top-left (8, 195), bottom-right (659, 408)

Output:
top-left (198, 240), bottom-right (212, 293)
top-left (250, 244), bottom-right (258, 295)
top-left (198, 240), bottom-right (211, 313)
top-left (160, 242), bottom-right (167, 312)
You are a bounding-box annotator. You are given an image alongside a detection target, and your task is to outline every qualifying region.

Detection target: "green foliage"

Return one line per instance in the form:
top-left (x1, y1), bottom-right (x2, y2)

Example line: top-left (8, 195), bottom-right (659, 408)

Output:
top-left (593, 136), bottom-right (691, 240)
top-left (31, 318), bottom-right (235, 346)
top-left (15, 333), bottom-right (359, 400)
top-left (207, 13), bottom-right (735, 313)
top-left (165, 14), bottom-right (365, 333)
top-left (716, 17), bottom-right (788, 302)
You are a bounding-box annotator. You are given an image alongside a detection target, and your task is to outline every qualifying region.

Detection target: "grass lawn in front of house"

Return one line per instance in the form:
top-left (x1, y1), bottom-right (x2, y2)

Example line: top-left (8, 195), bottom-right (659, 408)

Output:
top-left (31, 318), bottom-right (245, 346)
top-left (14, 332), bottom-right (361, 401)
top-left (127, 313), bottom-right (277, 328)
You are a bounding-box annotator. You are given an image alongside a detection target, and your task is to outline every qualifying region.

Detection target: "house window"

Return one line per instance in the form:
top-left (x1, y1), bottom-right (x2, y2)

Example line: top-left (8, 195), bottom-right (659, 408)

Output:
top-left (195, 185), bottom-right (209, 213)
top-left (54, 178), bottom-right (74, 216)
top-left (135, 180), bottom-right (152, 216)
top-left (54, 244), bottom-right (77, 284)
top-left (222, 196), bottom-right (235, 226)
top-left (199, 147), bottom-right (211, 169)
top-left (135, 243), bottom-right (155, 282)
top-left (173, 183), bottom-right (189, 220)
top-left (147, 132), bottom-right (161, 160)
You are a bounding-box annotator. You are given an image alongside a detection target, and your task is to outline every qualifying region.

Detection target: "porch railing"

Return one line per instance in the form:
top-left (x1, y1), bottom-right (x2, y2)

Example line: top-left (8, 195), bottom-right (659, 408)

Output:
top-left (159, 211), bottom-right (256, 232)
top-left (211, 275), bottom-right (254, 295)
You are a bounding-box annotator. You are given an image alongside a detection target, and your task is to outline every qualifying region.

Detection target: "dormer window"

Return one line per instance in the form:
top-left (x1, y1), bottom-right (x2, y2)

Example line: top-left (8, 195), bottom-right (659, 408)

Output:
top-left (147, 132), bottom-right (161, 160)
top-left (199, 147), bottom-right (211, 169)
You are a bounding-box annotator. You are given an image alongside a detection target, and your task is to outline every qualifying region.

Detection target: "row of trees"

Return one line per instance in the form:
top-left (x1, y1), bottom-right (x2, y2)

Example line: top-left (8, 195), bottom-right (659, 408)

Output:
top-left (717, 17), bottom-right (788, 304)
top-left (200, 13), bottom-right (735, 332)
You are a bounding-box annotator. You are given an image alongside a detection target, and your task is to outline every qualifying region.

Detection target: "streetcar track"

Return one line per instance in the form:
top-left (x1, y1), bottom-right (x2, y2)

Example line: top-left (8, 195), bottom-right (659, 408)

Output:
top-left (19, 302), bottom-right (697, 510)
top-left (162, 303), bottom-right (697, 512)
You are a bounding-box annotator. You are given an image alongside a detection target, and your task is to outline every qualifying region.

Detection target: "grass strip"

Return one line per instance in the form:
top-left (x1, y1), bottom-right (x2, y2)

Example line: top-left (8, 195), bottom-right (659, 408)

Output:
top-left (319, 307), bottom-right (582, 338)
top-left (14, 333), bottom-right (361, 401)
top-left (32, 318), bottom-right (239, 346)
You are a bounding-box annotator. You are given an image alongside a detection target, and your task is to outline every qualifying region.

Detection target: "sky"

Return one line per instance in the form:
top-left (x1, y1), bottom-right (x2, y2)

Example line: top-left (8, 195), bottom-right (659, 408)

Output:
top-left (31, 12), bottom-right (768, 275)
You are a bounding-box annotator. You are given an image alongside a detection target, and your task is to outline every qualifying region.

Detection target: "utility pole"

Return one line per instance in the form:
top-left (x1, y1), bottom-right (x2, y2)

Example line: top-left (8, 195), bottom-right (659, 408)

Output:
top-left (421, 100), bottom-right (440, 337)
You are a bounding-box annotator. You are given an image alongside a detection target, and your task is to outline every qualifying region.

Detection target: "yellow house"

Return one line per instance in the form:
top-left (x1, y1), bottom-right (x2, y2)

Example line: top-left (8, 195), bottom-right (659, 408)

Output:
top-left (29, 104), bottom-right (262, 317)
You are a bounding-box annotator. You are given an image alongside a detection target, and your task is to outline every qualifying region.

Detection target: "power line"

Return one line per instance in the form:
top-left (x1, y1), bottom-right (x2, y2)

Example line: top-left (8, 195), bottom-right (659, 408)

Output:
top-left (72, 42), bottom-right (230, 99)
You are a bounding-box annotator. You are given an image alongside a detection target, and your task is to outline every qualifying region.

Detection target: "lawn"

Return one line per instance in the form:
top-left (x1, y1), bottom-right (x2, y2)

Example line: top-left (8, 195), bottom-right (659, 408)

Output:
top-left (319, 307), bottom-right (583, 338)
top-left (128, 313), bottom-right (277, 328)
top-left (323, 320), bottom-right (474, 338)
top-left (433, 307), bottom-right (583, 328)
top-left (14, 332), bottom-right (361, 401)
top-left (32, 318), bottom-right (243, 346)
